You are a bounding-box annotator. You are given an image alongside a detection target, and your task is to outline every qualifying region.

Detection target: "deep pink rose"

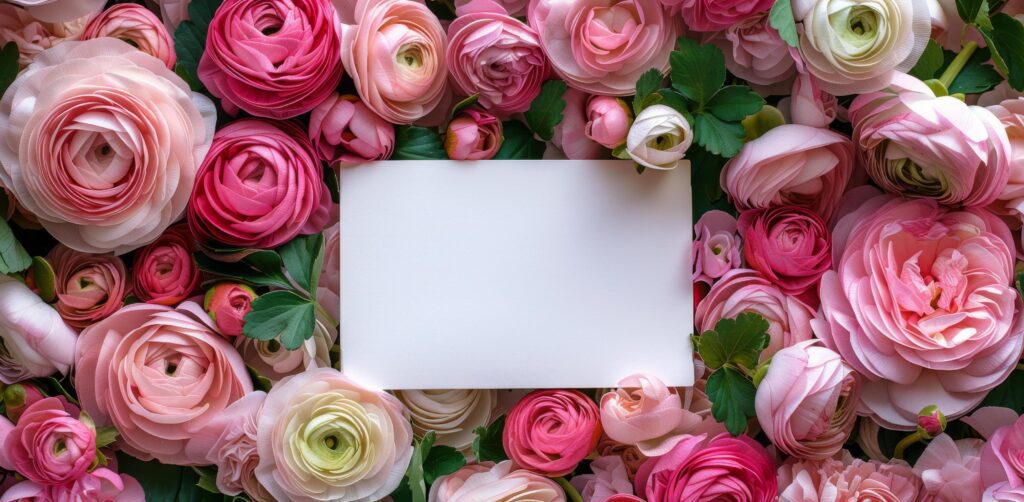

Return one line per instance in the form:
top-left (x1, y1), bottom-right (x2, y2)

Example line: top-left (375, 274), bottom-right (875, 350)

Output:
top-left (738, 205), bottom-right (831, 305)
top-left (778, 454), bottom-right (922, 501)
top-left (75, 302), bottom-right (253, 464)
top-left (981, 413), bottom-right (1024, 489)
top-left (308, 93), bottom-right (395, 166)
top-left (635, 433), bottom-right (776, 502)
top-left (430, 461), bottom-right (566, 501)
top-left (204, 283), bottom-right (256, 337)
top-left (82, 3), bottom-right (175, 69)
top-left (447, 0), bottom-right (549, 115)
top-left (0, 4), bottom-right (88, 67)
top-left (6, 397), bottom-right (94, 485)
top-left (586, 96), bottom-right (632, 149)
top-left (0, 468), bottom-right (144, 502)
top-left (130, 224), bottom-right (200, 306)
top-left (707, 13), bottom-right (796, 95)
top-left (445, 109), bottom-right (503, 160)
top-left (0, 275), bottom-right (77, 384)
top-left (570, 456), bottom-right (633, 502)
top-left (674, 0), bottom-right (773, 32)
top-left (187, 119), bottom-right (331, 249)
top-left (600, 374), bottom-right (704, 457)
top-left (692, 210), bottom-right (741, 285)
top-left (914, 434), bottom-right (984, 502)
top-left (528, 0), bottom-right (680, 96)
top-left (199, 0), bottom-right (343, 119)
top-left (47, 244), bottom-right (128, 329)
top-left (504, 389), bottom-right (602, 477)
top-left (185, 392), bottom-right (271, 501)
top-left (814, 192), bottom-right (1022, 429)
top-left (553, 88), bottom-right (607, 159)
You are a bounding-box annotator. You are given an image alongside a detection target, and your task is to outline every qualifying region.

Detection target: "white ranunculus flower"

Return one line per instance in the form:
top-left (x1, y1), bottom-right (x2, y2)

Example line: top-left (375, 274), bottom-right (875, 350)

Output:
top-left (394, 389), bottom-right (497, 452)
top-left (625, 105), bottom-right (693, 171)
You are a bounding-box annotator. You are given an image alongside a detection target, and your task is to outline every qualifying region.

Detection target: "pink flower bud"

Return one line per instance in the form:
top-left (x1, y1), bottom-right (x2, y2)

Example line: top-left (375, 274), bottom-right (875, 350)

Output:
top-left (585, 96), bottom-right (632, 149)
top-left (445, 110), bottom-right (503, 161)
top-left (3, 382), bottom-right (45, 422)
top-left (918, 405), bottom-right (947, 439)
top-left (204, 283), bottom-right (256, 337)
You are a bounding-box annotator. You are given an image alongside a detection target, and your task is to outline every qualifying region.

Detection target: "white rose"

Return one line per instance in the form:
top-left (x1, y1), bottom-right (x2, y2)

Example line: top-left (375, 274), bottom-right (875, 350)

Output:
top-left (626, 105), bottom-right (693, 171)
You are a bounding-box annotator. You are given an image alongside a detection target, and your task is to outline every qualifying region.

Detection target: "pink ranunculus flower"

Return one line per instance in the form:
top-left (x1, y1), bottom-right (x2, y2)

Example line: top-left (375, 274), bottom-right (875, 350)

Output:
top-left (5, 0), bottom-right (103, 23)
top-left (851, 72), bottom-right (1011, 208)
top-left (342, 0), bottom-right (448, 124)
top-left (600, 374), bottom-right (702, 457)
top-left (185, 392), bottom-right (272, 501)
top-left (777, 453), bottom-right (923, 501)
top-left (755, 340), bottom-right (860, 460)
top-left (635, 433), bottom-right (776, 502)
top-left (980, 412), bottom-right (1024, 489)
top-left (309, 94), bottom-right (395, 166)
top-left (234, 314), bottom-right (335, 383)
top-left (47, 244), bottom-right (128, 329)
top-left (187, 119), bottom-right (331, 249)
top-left (395, 389), bottom-right (497, 453)
top-left (445, 110), bottom-right (503, 160)
top-left (695, 268), bottom-right (815, 361)
top-left (256, 368), bottom-right (413, 502)
top-left (528, 0), bottom-right (680, 96)
top-left (738, 205), bottom-right (831, 305)
top-left (586, 96), bottom-right (632, 149)
top-left (455, 0), bottom-right (529, 17)
top-left (989, 98), bottom-right (1024, 216)
top-left (553, 88), bottom-right (607, 159)
top-left (0, 4), bottom-right (88, 67)
top-left (504, 389), bottom-right (602, 477)
top-left (199, 0), bottom-right (343, 119)
top-left (0, 275), bottom-right (77, 384)
top-left (6, 397), bottom-right (94, 485)
top-left (814, 192), bottom-right (1023, 429)
top-left (204, 283), bottom-right (256, 337)
top-left (987, 482), bottom-right (1024, 502)
top-left (75, 302), bottom-right (253, 464)
top-left (676, 0), bottom-right (773, 32)
top-left (81, 3), bottom-right (175, 68)
top-left (447, 0), bottom-right (549, 116)
top-left (788, 72), bottom-right (838, 128)
top-left (708, 13), bottom-right (796, 95)
top-left (692, 210), bottom-right (741, 285)
top-left (721, 124), bottom-right (855, 222)
top-left (130, 224), bottom-right (200, 307)
top-left (318, 222), bottom-right (339, 321)
top-left (570, 456), bottom-right (633, 502)
top-left (430, 461), bottom-right (566, 501)
top-left (1, 468), bottom-right (144, 502)
top-left (914, 434), bottom-right (984, 502)
top-left (0, 39), bottom-right (215, 255)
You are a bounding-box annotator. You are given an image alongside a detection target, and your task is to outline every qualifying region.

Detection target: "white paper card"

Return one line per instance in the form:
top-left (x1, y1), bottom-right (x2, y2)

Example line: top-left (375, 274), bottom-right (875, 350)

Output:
top-left (339, 160), bottom-right (694, 390)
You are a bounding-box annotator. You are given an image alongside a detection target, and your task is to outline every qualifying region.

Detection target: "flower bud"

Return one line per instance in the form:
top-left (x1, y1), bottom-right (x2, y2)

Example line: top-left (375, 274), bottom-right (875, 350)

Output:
top-left (204, 283), bottom-right (257, 337)
top-left (586, 96), bottom-right (632, 149)
top-left (917, 405), bottom-right (947, 439)
top-left (445, 110), bottom-right (503, 161)
top-left (4, 382), bottom-right (46, 423)
top-left (626, 105), bottom-right (692, 170)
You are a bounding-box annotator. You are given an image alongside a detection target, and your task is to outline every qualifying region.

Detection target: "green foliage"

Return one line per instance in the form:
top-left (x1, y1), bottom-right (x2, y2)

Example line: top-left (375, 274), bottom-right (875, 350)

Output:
top-left (991, 13), bottom-right (1024, 91)
top-left (769, 0), bottom-right (799, 47)
top-left (706, 367), bottom-right (758, 436)
top-left (706, 86), bottom-right (765, 122)
top-left (671, 38), bottom-right (726, 108)
top-left (172, 0), bottom-right (223, 91)
top-left (0, 42), bottom-right (19, 96)
top-left (116, 453), bottom-right (231, 502)
top-left (694, 114), bottom-right (746, 158)
top-left (472, 415), bottom-right (509, 462)
top-left (390, 432), bottom-right (467, 502)
top-left (633, 69), bottom-right (664, 114)
top-left (278, 233), bottom-right (325, 295)
top-left (981, 367), bottom-right (1024, 412)
top-left (524, 80), bottom-right (568, 141)
top-left (910, 40), bottom-right (946, 81)
top-left (29, 256), bottom-right (55, 302)
top-left (394, 126), bottom-right (448, 160)
top-left (694, 312), bottom-right (771, 370)
top-left (242, 290), bottom-right (316, 351)
top-left (494, 121), bottom-right (546, 160)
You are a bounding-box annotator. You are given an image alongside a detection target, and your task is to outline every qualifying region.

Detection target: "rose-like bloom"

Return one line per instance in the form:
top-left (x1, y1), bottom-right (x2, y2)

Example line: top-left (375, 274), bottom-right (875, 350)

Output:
top-left (693, 210), bottom-right (741, 285)
top-left (791, 0), bottom-right (931, 94)
top-left (186, 392), bottom-right (272, 501)
top-left (0, 4), bottom-right (88, 66)
top-left (445, 110), bottom-right (502, 161)
top-left (914, 434), bottom-right (984, 502)
top-left (695, 268), bottom-right (815, 361)
top-left (235, 313), bottom-right (336, 383)
top-left (203, 283), bottom-right (256, 337)
top-left (47, 244), bottom-right (127, 329)
top-left (447, 0), bottom-right (548, 115)
top-left (4, 0), bottom-right (103, 23)
top-left (342, 0), bottom-right (448, 124)
top-left (626, 105), bottom-right (693, 171)
top-left (0, 275), bottom-right (77, 384)
top-left (987, 482), bottom-right (1024, 502)
top-left (455, 0), bottom-right (528, 17)
top-left (709, 13), bottom-right (796, 95)
top-left (989, 99), bottom-right (1024, 216)
top-left (1, 468), bottom-right (144, 501)
top-left (75, 302), bottom-right (253, 464)
top-left (504, 389), bottom-right (601, 477)
top-left (255, 368), bottom-right (413, 502)
top-left (570, 456), bottom-right (633, 502)
top-left (131, 224), bottom-right (200, 306)
top-left (755, 341), bottom-right (859, 460)
top-left (82, 4), bottom-right (175, 68)
top-left (0, 39), bottom-right (215, 254)
top-left (738, 206), bottom-right (831, 305)
top-left (199, 0), bottom-right (342, 119)
top-left (394, 389), bottom-right (497, 452)
top-left (981, 413), bottom-right (1024, 489)
top-left (814, 192), bottom-right (1022, 429)
top-left (851, 73), bottom-right (1011, 208)
top-left (309, 94), bottom-right (394, 166)
top-left (187, 119), bottom-right (331, 249)
top-left (318, 222), bottom-right (339, 321)
top-left (787, 72), bottom-right (837, 128)
top-left (430, 461), bottom-right (566, 502)
top-left (721, 124), bottom-right (854, 221)
top-left (528, 0), bottom-right (679, 96)
top-left (600, 374), bottom-right (703, 457)
top-left (553, 88), bottom-right (606, 159)
top-left (6, 397), bottom-right (94, 485)
top-left (777, 454), bottom-right (922, 501)
top-left (675, 0), bottom-right (773, 32)
top-left (586, 96), bottom-right (632, 149)
top-left (634, 433), bottom-right (776, 502)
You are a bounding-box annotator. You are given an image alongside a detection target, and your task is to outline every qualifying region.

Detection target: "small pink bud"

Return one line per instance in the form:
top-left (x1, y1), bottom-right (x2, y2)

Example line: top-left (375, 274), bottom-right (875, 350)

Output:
top-left (204, 283), bottom-right (257, 337)
top-left (4, 382), bottom-right (46, 422)
top-left (445, 109), bottom-right (503, 161)
top-left (917, 405), bottom-right (946, 438)
top-left (585, 96), bottom-right (633, 149)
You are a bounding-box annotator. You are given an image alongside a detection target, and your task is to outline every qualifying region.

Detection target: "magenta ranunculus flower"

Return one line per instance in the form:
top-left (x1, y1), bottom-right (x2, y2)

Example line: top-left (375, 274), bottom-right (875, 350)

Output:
top-left (851, 72), bottom-right (1011, 208)
top-left (187, 119), bottom-right (331, 249)
top-left (528, 0), bottom-right (680, 96)
top-left (47, 244), bottom-right (128, 329)
top-left (0, 276), bottom-right (77, 384)
top-left (987, 482), bottom-right (1024, 502)
top-left (814, 192), bottom-right (1023, 429)
top-left (445, 109), bottom-right (503, 161)
top-left (692, 210), bottom-right (741, 285)
top-left (204, 283), bottom-right (256, 337)
top-left (6, 397), bottom-right (94, 485)
top-left (447, 0), bottom-right (549, 116)
top-left (430, 461), bottom-right (566, 501)
top-left (199, 0), bottom-right (343, 119)
top-left (504, 389), bottom-right (602, 477)
top-left (81, 3), bottom-right (175, 69)
top-left (131, 224), bottom-right (200, 307)
top-left (708, 13), bottom-right (796, 95)
top-left (185, 392), bottom-right (271, 501)
top-left (308, 93), bottom-right (395, 166)
top-left (738, 205), bottom-right (831, 305)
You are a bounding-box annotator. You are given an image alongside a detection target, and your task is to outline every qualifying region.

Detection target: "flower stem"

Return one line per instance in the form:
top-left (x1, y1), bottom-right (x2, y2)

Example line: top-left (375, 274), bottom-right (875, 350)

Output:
top-left (893, 430), bottom-right (926, 459)
top-left (939, 41), bottom-right (979, 89)
top-left (555, 477), bottom-right (583, 502)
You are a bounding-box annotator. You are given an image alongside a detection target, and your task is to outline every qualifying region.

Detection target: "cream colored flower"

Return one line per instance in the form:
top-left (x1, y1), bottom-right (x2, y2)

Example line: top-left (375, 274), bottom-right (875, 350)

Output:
top-left (394, 389), bottom-right (497, 452)
top-left (625, 105), bottom-right (693, 171)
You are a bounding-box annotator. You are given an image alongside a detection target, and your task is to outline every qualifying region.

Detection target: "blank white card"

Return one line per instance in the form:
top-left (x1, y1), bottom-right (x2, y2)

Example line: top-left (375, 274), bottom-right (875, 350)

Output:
top-left (339, 160), bottom-right (694, 390)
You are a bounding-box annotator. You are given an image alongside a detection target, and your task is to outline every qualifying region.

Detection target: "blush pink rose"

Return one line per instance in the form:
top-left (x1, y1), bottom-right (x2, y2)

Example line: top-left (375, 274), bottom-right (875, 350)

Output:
top-left (308, 93), bottom-right (395, 166)
top-left (707, 13), bottom-right (796, 95)
top-left (989, 99), bottom-right (1024, 216)
top-left (430, 461), bottom-right (566, 501)
top-left (980, 413), bottom-right (1024, 489)
top-left (203, 283), bottom-right (256, 337)
top-left (47, 244), bottom-right (128, 329)
top-left (0, 4), bottom-right (88, 66)
top-left (342, 0), bottom-right (448, 124)
top-left (692, 210), bottom-right (741, 285)
top-left (447, 0), bottom-right (549, 115)
top-left (0, 468), bottom-right (144, 502)
top-left (528, 0), bottom-right (680, 96)
top-left (553, 88), bottom-right (607, 159)
top-left (676, 0), bottom-right (773, 32)
top-left (504, 389), bottom-right (602, 477)
top-left (738, 205), bottom-right (831, 305)
top-left (600, 374), bottom-right (703, 457)
top-left (187, 119), bottom-right (331, 249)
top-left (987, 482), bottom-right (1024, 502)
top-left (74, 302), bottom-right (253, 464)
top-left (199, 0), bottom-right (343, 119)
top-left (778, 454), bottom-right (922, 502)
top-left (786, 72), bottom-right (838, 128)
top-left (81, 3), bottom-right (175, 69)
top-left (445, 110), bottom-right (503, 160)
top-left (721, 124), bottom-right (855, 222)
top-left (586, 96), bottom-right (632, 149)
top-left (6, 397), bottom-right (94, 485)
top-left (185, 391), bottom-right (271, 501)
top-left (814, 192), bottom-right (1023, 429)
top-left (130, 224), bottom-right (200, 306)
top-left (570, 456), bottom-right (633, 502)
top-left (914, 434), bottom-right (984, 502)
top-left (455, 0), bottom-right (528, 17)
top-left (0, 275), bottom-right (77, 384)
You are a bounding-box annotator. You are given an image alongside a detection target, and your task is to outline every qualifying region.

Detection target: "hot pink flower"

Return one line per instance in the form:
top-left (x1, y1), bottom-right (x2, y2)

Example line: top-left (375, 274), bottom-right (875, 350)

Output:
top-left (130, 224), bottom-right (200, 307)
top-left (504, 389), bottom-right (602, 477)
top-left (6, 397), bottom-right (94, 485)
top-left (600, 374), bottom-right (703, 457)
top-left (0, 275), bottom-right (77, 384)
top-left (445, 110), bottom-right (503, 161)
top-left (708, 13), bottom-right (796, 95)
top-left (82, 3), bottom-right (175, 68)
top-left (674, 0), bottom-right (773, 32)
top-left (185, 392), bottom-right (271, 501)
top-left (204, 283), bottom-right (256, 337)
top-left (586, 96), bottom-right (632, 149)
top-left (430, 461), bottom-right (566, 501)
top-left (692, 210), bottom-right (741, 285)
top-left (914, 434), bottom-right (984, 502)
top-left (308, 94), bottom-right (395, 166)
top-left (47, 244), bottom-right (128, 329)
top-left (738, 205), bottom-right (831, 305)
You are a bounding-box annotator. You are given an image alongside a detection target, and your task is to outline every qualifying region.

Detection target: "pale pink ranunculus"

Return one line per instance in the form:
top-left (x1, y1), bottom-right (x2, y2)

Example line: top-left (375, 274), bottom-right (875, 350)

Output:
top-left (600, 374), bottom-right (703, 457)
top-left (963, 406), bottom-right (1020, 440)
top-left (708, 13), bottom-right (796, 95)
top-left (0, 275), bottom-right (77, 384)
top-left (203, 283), bottom-right (256, 337)
top-left (81, 3), bottom-right (175, 69)
top-left (0, 4), bottom-right (88, 67)
top-left (447, 0), bottom-right (549, 116)
top-left (777, 454), bottom-right (923, 502)
top-left (445, 110), bottom-right (503, 161)
top-left (553, 88), bottom-right (607, 159)
top-left (570, 456), bottom-right (633, 502)
top-left (5, 0), bottom-right (103, 23)
top-left (981, 413), bottom-right (1024, 489)
top-left (586, 96), bottom-right (632, 149)
top-left (185, 391), bottom-right (271, 501)
top-left (256, 368), bottom-right (413, 502)
top-left (187, 119), bottom-right (331, 249)
top-left (309, 93), bottom-right (395, 166)
top-left (738, 206), bottom-right (831, 305)
top-left (199, 0), bottom-right (343, 119)
top-left (395, 389), bottom-right (497, 453)
top-left (814, 192), bottom-right (1023, 429)
top-left (47, 244), bottom-right (128, 329)
top-left (914, 434), bottom-right (984, 502)
top-left (695, 268), bottom-right (815, 361)
top-left (148, 0), bottom-right (190, 31)
top-left (596, 436), bottom-right (647, 482)
top-left (318, 222), bottom-right (339, 322)
top-left (721, 124), bottom-right (855, 222)
top-left (130, 224), bottom-right (200, 307)
top-left (504, 389), bottom-right (602, 477)
top-left (1, 468), bottom-right (144, 502)
top-left (787, 72), bottom-right (838, 128)
top-left (75, 302), bottom-right (253, 464)
top-left (342, 0), bottom-right (448, 124)
top-left (430, 461), bottom-right (566, 502)
top-left (0, 39), bottom-right (215, 255)
top-left (755, 340), bottom-right (859, 460)
top-left (676, 0), bottom-right (773, 32)
top-left (989, 99), bottom-right (1024, 217)
top-left (455, 0), bottom-right (528, 17)
top-left (528, 0), bottom-right (680, 96)
top-left (851, 72), bottom-right (1011, 208)
top-left (692, 210), bottom-right (741, 285)
top-left (234, 315), bottom-right (335, 383)
top-left (6, 397), bottom-right (94, 485)
top-left (634, 433), bottom-right (776, 502)
top-left (987, 482), bottom-right (1024, 502)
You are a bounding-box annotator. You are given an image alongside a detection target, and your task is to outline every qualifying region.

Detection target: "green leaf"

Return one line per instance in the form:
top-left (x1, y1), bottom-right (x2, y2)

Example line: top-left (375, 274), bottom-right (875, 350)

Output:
top-left (116, 453), bottom-right (227, 502)
top-left (769, 0), bottom-right (799, 47)
top-left (694, 312), bottom-right (770, 370)
top-left (634, 68), bottom-right (664, 115)
top-left (706, 86), bottom-right (765, 122)
top-left (472, 415), bottom-right (508, 462)
top-left (243, 291), bottom-right (316, 350)
top-left (38, 376), bottom-right (78, 404)
top-left (694, 113), bottom-right (746, 158)
top-left (980, 368), bottom-right (1024, 413)
top-left (323, 165), bottom-right (339, 204)
top-left (193, 467), bottom-right (221, 495)
top-left (450, 93), bottom-right (480, 120)
top-left (909, 40), bottom-right (945, 80)
top-left (670, 38), bottom-right (726, 108)
top-left (30, 256), bottom-right (55, 303)
top-left (657, 88), bottom-right (691, 114)
top-left (706, 367), bottom-right (757, 436)
top-left (992, 13), bottom-right (1024, 91)
top-left (0, 217), bottom-right (30, 274)
top-left (524, 80), bottom-right (568, 141)
top-left (0, 42), bottom-right (20, 96)
top-left (423, 445), bottom-right (466, 485)
top-left (95, 426), bottom-right (119, 449)
top-left (187, 0), bottom-right (222, 29)
top-left (394, 126), bottom-right (448, 160)
top-left (938, 47), bottom-right (1003, 94)
top-left (956, 0), bottom-right (986, 25)
top-left (494, 121), bottom-right (545, 160)
top-left (407, 432), bottom-right (436, 502)
top-left (246, 364), bottom-right (273, 392)
top-left (688, 145), bottom-right (733, 219)
top-left (174, 21), bottom-right (207, 91)
top-left (278, 233), bottom-right (325, 295)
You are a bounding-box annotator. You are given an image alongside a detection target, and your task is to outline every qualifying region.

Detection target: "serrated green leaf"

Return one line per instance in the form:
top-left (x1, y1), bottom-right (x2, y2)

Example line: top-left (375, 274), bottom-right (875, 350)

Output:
top-left (634, 69), bottom-right (664, 114)
top-left (769, 0), bottom-right (799, 47)
top-left (194, 252), bottom-right (292, 290)
top-left (394, 126), bottom-right (448, 160)
top-left (524, 80), bottom-right (568, 141)
top-left (706, 86), bottom-right (765, 122)
top-left (243, 291), bottom-right (316, 350)
top-left (671, 38), bottom-right (726, 108)
top-left (30, 256), bottom-right (55, 302)
top-left (706, 367), bottom-right (756, 436)
top-left (992, 13), bottom-right (1024, 91)
top-left (278, 233), bottom-right (324, 295)
top-left (494, 121), bottom-right (545, 160)
top-left (695, 312), bottom-right (770, 370)
top-left (472, 415), bottom-right (508, 462)
top-left (0, 217), bottom-right (31, 274)
top-left (694, 113), bottom-right (746, 158)
top-left (910, 40), bottom-right (945, 80)
top-left (0, 42), bottom-right (20, 96)
top-left (423, 445), bottom-right (466, 484)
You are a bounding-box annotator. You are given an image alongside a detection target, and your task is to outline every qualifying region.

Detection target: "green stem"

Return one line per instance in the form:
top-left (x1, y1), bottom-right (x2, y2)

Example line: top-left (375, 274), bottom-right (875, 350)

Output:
top-left (1016, 363), bottom-right (1024, 371)
top-left (555, 477), bottom-right (583, 502)
top-left (939, 41), bottom-right (979, 88)
top-left (893, 430), bottom-right (926, 460)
